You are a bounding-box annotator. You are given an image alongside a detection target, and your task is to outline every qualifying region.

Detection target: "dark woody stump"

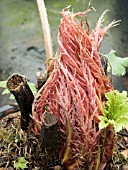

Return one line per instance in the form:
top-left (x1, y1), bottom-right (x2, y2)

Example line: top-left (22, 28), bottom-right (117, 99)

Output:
top-left (36, 71), bottom-right (47, 91)
top-left (41, 111), bottom-right (62, 169)
top-left (6, 73), bottom-right (34, 130)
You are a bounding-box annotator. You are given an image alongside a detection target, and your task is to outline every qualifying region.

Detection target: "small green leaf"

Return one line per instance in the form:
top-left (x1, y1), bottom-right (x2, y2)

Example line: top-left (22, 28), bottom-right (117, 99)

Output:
top-left (0, 81), bottom-right (7, 88)
top-left (9, 94), bottom-right (15, 99)
top-left (18, 157), bottom-right (27, 163)
top-left (2, 88), bottom-right (15, 100)
top-left (15, 162), bottom-right (28, 170)
top-left (14, 157), bottom-right (28, 170)
top-left (44, 105), bottom-right (49, 111)
top-left (106, 50), bottom-right (128, 76)
top-left (2, 89), bottom-right (10, 95)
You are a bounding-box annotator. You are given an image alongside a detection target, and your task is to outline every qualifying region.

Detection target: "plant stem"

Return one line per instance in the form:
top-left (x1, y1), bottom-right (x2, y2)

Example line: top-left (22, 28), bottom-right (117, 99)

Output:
top-left (36, 0), bottom-right (54, 69)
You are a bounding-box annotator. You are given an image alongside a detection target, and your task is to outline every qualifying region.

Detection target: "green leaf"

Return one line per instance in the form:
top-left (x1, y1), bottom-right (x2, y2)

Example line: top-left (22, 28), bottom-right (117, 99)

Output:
top-left (115, 117), bottom-right (128, 132)
top-left (14, 157), bottom-right (28, 170)
top-left (2, 88), bottom-right (15, 100)
top-left (44, 105), bottom-right (49, 111)
top-left (99, 116), bottom-right (109, 129)
top-left (0, 81), bottom-right (7, 88)
top-left (99, 90), bottom-right (128, 132)
top-left (9, 94), bottom-right (15, 99)
top-left (15, 162), bottom-right (28, 170)
top-left (106, 50), bottom-right (128, 76)
top-left (28, 82), bottom-right (37, 95)
top-left (18, 157), bottom-right (26, 162)
top-left (2, 88), bottom-right (10, 95)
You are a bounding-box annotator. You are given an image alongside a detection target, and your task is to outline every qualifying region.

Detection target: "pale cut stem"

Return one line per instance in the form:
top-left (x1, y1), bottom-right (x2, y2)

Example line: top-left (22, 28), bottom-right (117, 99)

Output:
top-left (36, 0), bottom-right (54, 69)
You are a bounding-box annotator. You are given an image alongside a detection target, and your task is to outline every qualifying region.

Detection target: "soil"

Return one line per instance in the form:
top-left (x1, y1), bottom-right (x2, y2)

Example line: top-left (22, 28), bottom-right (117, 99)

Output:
top-left (0, 111), bottom-right (128, 170)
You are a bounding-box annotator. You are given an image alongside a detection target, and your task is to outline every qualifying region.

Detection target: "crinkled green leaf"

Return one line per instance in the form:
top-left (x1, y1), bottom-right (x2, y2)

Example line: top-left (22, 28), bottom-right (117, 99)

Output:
top-left (115, 117), bottom-right (128, 132)
top-left (106, 50), bottom-right (128, 76)
top-left (0, 81), bottom-right (7, 88)
top-left (99, 90), bottom-right (128, 132)
top-left (99, 116), bottom-right (116, 129)
top-left (104, 90), bottom-right (128, 120)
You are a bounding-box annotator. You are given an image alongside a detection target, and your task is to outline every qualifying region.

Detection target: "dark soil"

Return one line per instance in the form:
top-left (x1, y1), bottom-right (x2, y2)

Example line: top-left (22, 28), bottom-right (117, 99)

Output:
top-left (0, 111), bottom-right (127, 170)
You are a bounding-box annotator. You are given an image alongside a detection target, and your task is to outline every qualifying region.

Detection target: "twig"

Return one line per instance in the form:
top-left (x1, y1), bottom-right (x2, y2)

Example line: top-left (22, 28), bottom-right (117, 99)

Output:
top-left (117, 132), bottom-right (128, 137)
